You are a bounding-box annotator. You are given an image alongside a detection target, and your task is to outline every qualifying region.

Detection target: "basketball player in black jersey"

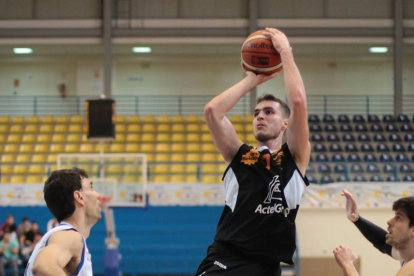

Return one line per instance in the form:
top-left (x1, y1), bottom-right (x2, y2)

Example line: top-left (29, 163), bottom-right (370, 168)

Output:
top-left (332, 191), bottom-right (414, 276)
top-left (195, 28), bottom-right (311, 276)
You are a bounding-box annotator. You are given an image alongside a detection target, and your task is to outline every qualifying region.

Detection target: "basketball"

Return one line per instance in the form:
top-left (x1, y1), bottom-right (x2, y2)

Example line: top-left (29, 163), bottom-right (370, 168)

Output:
top-left (241, 30), bottom-right (283, 75)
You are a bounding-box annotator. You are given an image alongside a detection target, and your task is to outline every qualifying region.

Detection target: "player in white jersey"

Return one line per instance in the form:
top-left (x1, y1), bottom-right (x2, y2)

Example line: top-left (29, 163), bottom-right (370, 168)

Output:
top-left (25, 167), bottom-right (101, 276)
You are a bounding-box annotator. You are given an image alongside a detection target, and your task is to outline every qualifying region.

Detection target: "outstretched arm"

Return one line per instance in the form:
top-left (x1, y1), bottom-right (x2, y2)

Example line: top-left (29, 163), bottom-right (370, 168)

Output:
top-left (264, 28), bottom-right (310, 175)
top-left (204, 71), bottom-right (277, 163)
top-left (333, 245), bottom-right (360, 276)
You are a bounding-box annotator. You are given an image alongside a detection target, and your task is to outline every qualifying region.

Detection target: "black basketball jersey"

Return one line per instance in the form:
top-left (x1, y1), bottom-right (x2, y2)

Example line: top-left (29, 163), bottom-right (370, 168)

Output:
top-left (214, 143), bottom-right (309, 265)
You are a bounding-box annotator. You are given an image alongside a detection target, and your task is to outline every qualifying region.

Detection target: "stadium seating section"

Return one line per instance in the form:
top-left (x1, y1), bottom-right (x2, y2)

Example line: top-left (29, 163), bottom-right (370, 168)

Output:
top-left (0, 114), bottom-right (413, 184)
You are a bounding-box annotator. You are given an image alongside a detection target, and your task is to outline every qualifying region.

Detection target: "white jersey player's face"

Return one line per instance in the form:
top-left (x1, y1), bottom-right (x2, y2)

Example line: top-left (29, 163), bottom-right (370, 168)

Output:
top-left (80, 177), bottom-right (102, 224)
top-left (253, 100), bottom-right (288, 143)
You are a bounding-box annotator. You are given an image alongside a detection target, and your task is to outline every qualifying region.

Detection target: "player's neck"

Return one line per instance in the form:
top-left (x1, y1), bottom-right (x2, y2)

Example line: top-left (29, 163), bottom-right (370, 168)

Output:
top-left (398, 241), bottom-right (414, 263)
top-left (62, 213), bottom-right (91, 239)
top-left (257, 137), bottom-right (282, 152)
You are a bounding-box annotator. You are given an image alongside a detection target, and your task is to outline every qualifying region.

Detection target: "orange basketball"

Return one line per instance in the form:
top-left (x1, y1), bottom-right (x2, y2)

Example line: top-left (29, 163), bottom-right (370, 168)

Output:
top-left (241, 30), bottom-right (282, 75)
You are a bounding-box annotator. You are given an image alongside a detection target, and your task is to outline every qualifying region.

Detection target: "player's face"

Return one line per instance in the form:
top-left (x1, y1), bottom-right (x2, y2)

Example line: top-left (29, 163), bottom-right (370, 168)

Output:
top-left (386, 209), bottom-right (412, 250)
top-left (80, 177), bottom-right (102, 223)
top-left (253, 101), bottom-right (287, 142)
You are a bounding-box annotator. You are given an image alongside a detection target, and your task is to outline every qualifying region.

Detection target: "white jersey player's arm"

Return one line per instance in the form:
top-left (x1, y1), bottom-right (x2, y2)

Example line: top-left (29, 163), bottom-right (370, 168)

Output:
top-left (31, 231), bottom-right (83, 276)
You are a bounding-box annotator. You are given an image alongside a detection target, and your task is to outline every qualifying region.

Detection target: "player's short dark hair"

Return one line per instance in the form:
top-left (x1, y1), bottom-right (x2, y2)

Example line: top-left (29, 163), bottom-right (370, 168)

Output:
top-left (44, 167), bottom-right (88, 223)
top-left (393, 197), bottom-right (414, 227)
top-left (256, 94), bottom-right (291, 119)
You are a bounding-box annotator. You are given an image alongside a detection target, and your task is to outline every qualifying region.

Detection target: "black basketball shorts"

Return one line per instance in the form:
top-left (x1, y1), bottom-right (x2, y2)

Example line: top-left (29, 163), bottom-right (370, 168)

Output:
top-left (195, 243), bottom-right (281, 276)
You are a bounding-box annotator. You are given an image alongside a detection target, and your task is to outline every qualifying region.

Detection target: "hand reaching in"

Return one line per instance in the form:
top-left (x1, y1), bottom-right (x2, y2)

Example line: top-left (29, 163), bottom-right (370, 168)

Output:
top-left (342, 189), bottom-right (360, 222)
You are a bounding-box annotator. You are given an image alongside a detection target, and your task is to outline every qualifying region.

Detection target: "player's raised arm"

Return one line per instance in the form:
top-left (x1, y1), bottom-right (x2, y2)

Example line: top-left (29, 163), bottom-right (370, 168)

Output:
top-left (264, 28), bottom-right (310, 174)
top-left (31, 231), bottom-right (83, 276)
top-left (204, 71), bottom-right (277, 163)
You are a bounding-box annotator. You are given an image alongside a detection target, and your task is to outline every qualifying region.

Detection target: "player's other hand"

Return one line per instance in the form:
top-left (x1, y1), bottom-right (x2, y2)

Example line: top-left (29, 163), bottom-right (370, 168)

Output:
top-left (333, 245), bottom-right (358, 269)
top-left (241, 63), bottom-right (278, 86)
top-left (342, 189), bottom-right (360, 222)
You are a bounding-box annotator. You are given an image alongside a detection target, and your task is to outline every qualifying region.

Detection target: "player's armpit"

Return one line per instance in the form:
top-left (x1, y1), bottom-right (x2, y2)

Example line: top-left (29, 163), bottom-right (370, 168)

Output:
top-left (32, 231), bottom-right (83, 276)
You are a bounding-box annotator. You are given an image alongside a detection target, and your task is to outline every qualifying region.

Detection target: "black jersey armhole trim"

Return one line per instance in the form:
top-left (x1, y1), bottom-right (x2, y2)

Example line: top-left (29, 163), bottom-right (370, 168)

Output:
top-left (283, 143), bottom-right (310, 186)
top-left (221, 144), bottom-right (250, 181)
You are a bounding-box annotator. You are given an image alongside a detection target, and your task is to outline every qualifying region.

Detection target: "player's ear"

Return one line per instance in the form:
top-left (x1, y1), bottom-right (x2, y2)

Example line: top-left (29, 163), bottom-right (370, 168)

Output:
top-left (281, 119), bottom-right (288, 131)
top-left (73, 190), bottom-right (84, 205)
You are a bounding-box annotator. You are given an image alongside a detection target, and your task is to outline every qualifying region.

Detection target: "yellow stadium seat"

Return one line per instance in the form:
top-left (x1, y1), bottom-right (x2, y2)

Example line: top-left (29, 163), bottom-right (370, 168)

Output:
top-left (185, 164), bottom-right (198, 173)
top-left (186, 124), bottom-right (199, 133)
top-left (39, 125), bottom-right (53, 133)
top-left (201, 153), bottom-right (216, 162)
top-left (143, 115), bottom-right (156, 123)
top-left (4, 144), bottom-right (18, 153)
top-left (0, 125), bottom-right (9, 133)
top-left (141, 133), bottom-right (155, 143)
top-left (70, 115), bottom-right (84, 124)
top-left (127, 124), bottom-right (141, 133)
top-left (155, 153), bottom-right (169, 162)
top-left (140, 143), bottom-right (154, 153)
top-left (156, 124), bottom-right (170, 133)
top-left (29, 164), bottom-right (44, 174)
top-left (56, 115), bottom-right (69, 123)
top-left (246, 133), bottom-right (256, 144)
top-left (155, 143), bottom-right (170, 153)
top-left (31, 154), bottom-right (46, 163)
top-left (156, 133), bottom-right (170, 143)
top-left (65, 144), bottom-right (79, 153)
top-left (153, 175), bottom-right (168, 183)
top-left (83, 125), bottom-right (88, 133)
top-left (67, 134), bottom-right (81, 143)
top-left (157, 115), bottom-right (170, 124)
top-left (81, 134), bottom-right (88, 142)
top-left (216, 175), bottom-right (223, 183)
top-left (0, 116), bottom-right (10, 123)
top-left (230, 115), bottom-right (243, 124)
top-left (54, 124), bottom-right (68, 133)
top-left (186, 153), bottom-right (200, 162)
top-left (0, 164), bottom-right (12, 174)
top-left (245, 124), bottom-right (253, 132)
top-left (170, 153), bottom-right (184, 162)
top-left (186, 114), bottom-right (199, 123)
top-left (10, 125), bottom-right (23, 133)
top-left (201, 175), bottom-right (217, 184)
top-left (186, 143), bottom-right (200, 153)
top-left (201, 134), bottom-right (213, 143)
top-left (244, 114), bottom-right (254, 123)
top-left (22, 134), bottom-right (35, 143)
top-left (109, 143), bottom-right (124, 153)
top-left (34, 144), bottom-right (49, 153)
top-left (218, 163), bottom-right (227, 172)
top-left (7, 134), bottom-right (21, 143)
top-left (128, 115), bottom-right (141, 123)
top-left (114, 115), bottom-right (126, 124)
top-left (122, 175), bottom-right (137, 183)
top-left (1, 154), bottom-right (15, 163)
top-left (79, 144), bottom-right (94, 153)
top-left (94, 143), bottom-right (109, 153)
top-left (172, 115), bottom-right (184, 123)
top-left (27, 116), bottom-right (40, 124)
top-left (237, 133), bottom-right (244, 141)
top-left (201, 124), bottom-right (209, 133)
top-left (69, 124), bottom-right (82, 133)
top-left (122, 164), bottom-right (141, 174)
top-left (170, 164), bottom-right (185, 174)
top-left (0, 175), bottom-right (9, 183)
top-left (216, 154), bottom-right (225, 162)
top-left (145, 154), bottom-right (154, 162)
top-left (50, 144), bottom-right (64, 153)
top-left (142, 124), bottom-right (156, 133)
top-left (113, 133), bottom-right (125, 143)
top-left (52, 134), bottom-right (66, 143)
top-left (171, 133), bottom-right (185, 143)
top-left (37, 134), bottom-right (50, 143)
top-left (185, 175), bottom-right (198, 183)
top-left (115, 124), bottom-right (126, 133)
top-left (171, 124), bottom-right (184, 133)
top-left (10, 175), bottom-right (25, 183)
top-left (25, 124), bottom-right (38, 133)
top-left (0, 144), bottom-right (3, 153)
top-left (47, 154), bottom-right (57, 163)
top-left (16, 154), bottom-right (30, 163)
top-left (0, 134), bottom-right (5, 143)
top-left (170, 175), bottom-right (185, 183)
top-left (186, 133), bottom-right (200, 143)
top-left (125, 143), bottom-right (140, 153)
top-left (107, 164), bottom-right (122, 174)
top-left (171, 143), bottom-right (185, 153)
top-left (26, 175), bottom-right (41, 183)
top-left (126, 133), bottom-right (140, 143)
top-left (13, 164), bottom-right (28, 174)
top-left (233, 124), bottom-right (244, 132)
top-left (201, 164), bottom-right (216, 174)
top-left (12, 116), bottom-right (25, 124)
top-left (154, 164), bottom-right (169, 174)
top-left (41, 116), bottom-right (55, 124)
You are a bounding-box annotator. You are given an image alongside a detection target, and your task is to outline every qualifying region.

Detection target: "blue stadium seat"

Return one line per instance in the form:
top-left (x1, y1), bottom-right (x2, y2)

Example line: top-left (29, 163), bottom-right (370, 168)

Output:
top-left (353, 175), bottom-right (367, 182)
top-left (373, 133), bottom-right (386, 142)
top-left (404, 133), bottom-right (414, 142)
top-left (368, 114), bottom-right (380, 123)
top-left (327, 133), bottom-right (340, 142)
top-left (370, 124), bottom-right (384, 132)
top-left (307, 174), bottom-right (318, 184)
top-left (401, 123), bottom-right (413, 132)
top-left (308, 114), bottom-right (320, 123)
top-left (383, 115), bottom-right (395, 123)
top-left (306, 164), bottom-right (316, 173)
top-left (358, 133), bottom-right (371, 142)
top-left (353, 114), bottom-right (366, 123)
top-left (336, 175), bottom-right (348, 182)
top-left (392, 143), bottom-right (406, 152)
top-left (313, 143), bottom-right (327, 152)
top-left (363, 153), bottom-right (377, 162)
top-left (360, 143), bottom-right (374, 152)
top-left (348, 153), bottom-right (361, 162)
top-left (370, 175), bottom-right (384, 182)
top-left (396, 153), bottom-right (410, 162)
top-left (340, 124), bottom-right (353, 132)
top-left (332, 153), bottom-right (346, 162)
top-left (383, 164), bottom-right (394, 173)
top-left (325, 124), bottom-right (338, 132)
top-left (389, 133), bottom-right (402, 142)
top-left (338, 115), bottom-right (350, 123)
top-left (397, 114), bottom-right (410, 123)
top-left (355, 124), bottom-right (368, 132)
top-left (386, 175), bottom-right (399, 182)
top-left (377, 143), bottom-right (390, 152)
top-left (329, 143), bottom-right (343, 152)
top-left (403, 175), bottom-right (414, 182)
top-left (320, 174), bottom-right (334, 184)
top-left (379, 153), bottom-right (394, 162)
top-left (342, 133), bottom-right (355, 142)
top-left (367, 163), bottom-right (380, 173)
top-left (310, 124), bottom-right (322, 132)
top-left (311, 133), bottom-right (324, 142)
top-left (385, 124), bottom-right (398, 132)
top-left (351, 163), bottom-right (364, 173)
top-left (318, 164), bottom-right (331, 173)
top-left (323, 114), bottom-right (335, 123)
top-left (334, 164), bottom-right (346, 173)
top-left (400, 164), bottom-right (413, 173)
top-left (408, 144), bottom-right (414, 152)
top-left (345, 143), bottom-right (358, 152)
top-left (316, 153), bottom-right (329, 162)
top-left (309, 155), bottom-right (314, 162)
